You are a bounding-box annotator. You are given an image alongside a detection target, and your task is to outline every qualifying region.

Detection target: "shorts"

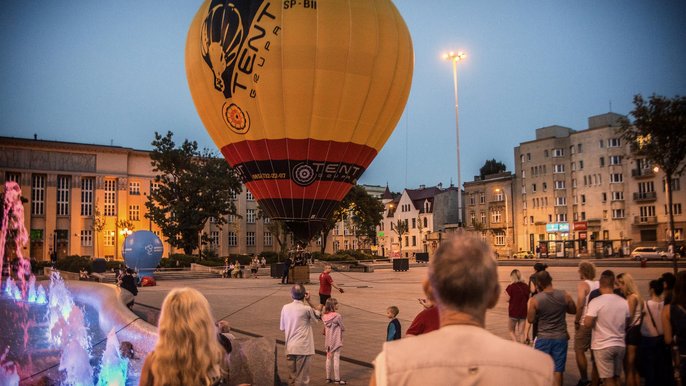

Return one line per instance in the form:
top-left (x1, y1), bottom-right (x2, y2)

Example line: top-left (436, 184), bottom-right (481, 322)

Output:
top-left (319, 293), bottom-right (331, 306)
top-left (593, 346), bottom-right (625, 379)
top-left (534, 338), bottom-right (568, 372)
top-left (574, 325), bottom-right (592, 351)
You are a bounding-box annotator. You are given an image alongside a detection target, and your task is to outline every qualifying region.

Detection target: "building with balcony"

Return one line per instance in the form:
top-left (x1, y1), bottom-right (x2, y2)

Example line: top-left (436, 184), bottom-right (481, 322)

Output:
top-left (513, 112), bottom-right (685, 257)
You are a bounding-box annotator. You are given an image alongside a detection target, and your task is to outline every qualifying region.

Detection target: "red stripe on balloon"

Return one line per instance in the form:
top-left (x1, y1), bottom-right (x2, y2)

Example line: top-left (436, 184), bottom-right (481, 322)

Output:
top-left (246, 180), bottom-right (352, 201)
top-left (221, 139), bottom-right (377, 166)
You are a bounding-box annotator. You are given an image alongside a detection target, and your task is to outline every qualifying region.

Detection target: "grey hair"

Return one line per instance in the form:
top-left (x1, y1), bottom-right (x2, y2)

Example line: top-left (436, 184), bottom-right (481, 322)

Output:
top-left (291, 284), bottom-right (306, 300)
top-left (429, 234), bottom-right (498, 313)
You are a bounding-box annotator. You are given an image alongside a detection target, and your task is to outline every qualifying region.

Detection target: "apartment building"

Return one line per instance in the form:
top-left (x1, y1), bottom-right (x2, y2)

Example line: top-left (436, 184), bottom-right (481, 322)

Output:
top-left (514, 113), bottom-right (685, 257)
top-left (377, 184), bottom-right (459, 258)
top-left (327, 184), bottom-right (386, 253)
top-left (0, 136), bottom-right (279, 261)
top-left (463, 172), bottom-right (515, 258)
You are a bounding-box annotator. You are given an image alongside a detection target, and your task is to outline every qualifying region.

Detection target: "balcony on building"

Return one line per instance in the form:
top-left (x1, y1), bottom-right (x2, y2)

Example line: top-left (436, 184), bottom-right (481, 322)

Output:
top-left (633, 191), bottom-right (657, 202)
top-left (631, 168), bottom-right (655, 178)
top-left (633, 216), bottom-right (658, 225)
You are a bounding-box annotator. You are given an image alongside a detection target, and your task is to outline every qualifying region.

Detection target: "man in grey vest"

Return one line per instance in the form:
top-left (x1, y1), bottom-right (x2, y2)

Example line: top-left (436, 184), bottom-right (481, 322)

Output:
top-left (370, 233), bottom-right (554, 386)
top-left (527, 270), bottom-right (577, 386)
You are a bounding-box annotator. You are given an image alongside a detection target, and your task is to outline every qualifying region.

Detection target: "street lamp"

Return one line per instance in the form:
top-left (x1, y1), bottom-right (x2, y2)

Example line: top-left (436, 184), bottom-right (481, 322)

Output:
top-left (443, 51), bottom-right (466, 226)
top-left (495, 188), bottom-right (512, 256)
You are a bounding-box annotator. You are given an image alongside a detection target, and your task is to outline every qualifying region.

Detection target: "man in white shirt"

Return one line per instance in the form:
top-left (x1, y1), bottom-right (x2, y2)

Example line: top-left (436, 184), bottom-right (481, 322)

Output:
top-left (583, 270), bottom-right (630, 386)
top-left (280, 284), bottom-right (320, 385)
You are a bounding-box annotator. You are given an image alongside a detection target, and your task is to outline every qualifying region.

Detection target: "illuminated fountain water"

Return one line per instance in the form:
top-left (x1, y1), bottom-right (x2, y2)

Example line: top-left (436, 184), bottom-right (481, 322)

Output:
top-left (1, 182), bottom-right (137, 385)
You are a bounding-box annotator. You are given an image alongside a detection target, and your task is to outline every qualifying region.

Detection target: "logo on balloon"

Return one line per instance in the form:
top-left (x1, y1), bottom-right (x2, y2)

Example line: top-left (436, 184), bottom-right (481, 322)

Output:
top-left (293, 163), bottom-right (316, 186)
top-left (222, 102), bottom-right (250, 134)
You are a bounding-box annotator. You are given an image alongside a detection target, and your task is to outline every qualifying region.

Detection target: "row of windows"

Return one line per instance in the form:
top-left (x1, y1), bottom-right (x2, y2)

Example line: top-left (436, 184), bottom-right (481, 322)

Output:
top-left (520, 139), bottom-right (621, 164)
top-left (215, 231), bottom-right (273, 247)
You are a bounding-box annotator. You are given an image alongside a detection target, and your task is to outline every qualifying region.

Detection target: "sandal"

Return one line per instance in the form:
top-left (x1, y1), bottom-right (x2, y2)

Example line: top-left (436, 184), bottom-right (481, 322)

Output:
top-left (335, 381), bottom-right (347, 385)
top-left (326, 380), bottom-right (333, 384)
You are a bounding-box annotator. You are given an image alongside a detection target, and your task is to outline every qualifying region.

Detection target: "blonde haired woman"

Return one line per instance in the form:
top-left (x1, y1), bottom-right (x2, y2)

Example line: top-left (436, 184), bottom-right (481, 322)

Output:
top-left (617, 273), bottom-right (643, 386)
top-left (505, 269), bottom-right (529, 343)
top-left (140, 287), bottom-right (227, 386)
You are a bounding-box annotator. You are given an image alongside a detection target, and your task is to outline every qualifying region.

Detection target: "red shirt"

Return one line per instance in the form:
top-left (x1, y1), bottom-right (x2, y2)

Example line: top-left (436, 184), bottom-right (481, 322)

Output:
top-left (506, 282), bottom-right (530, 319)
top-left (406, 306), bottom-right (440, 336)
top-left (319, 271), bottom-right (333, 295)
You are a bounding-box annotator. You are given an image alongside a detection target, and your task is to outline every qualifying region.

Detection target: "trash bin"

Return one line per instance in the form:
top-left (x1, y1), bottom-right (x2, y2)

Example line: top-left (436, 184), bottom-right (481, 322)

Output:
top-left (271, 262), bottom-right (285, 278)
top-left (415, 253), bottom-right (429, 263)
top-left (393, 258), bottom-right (409, 272)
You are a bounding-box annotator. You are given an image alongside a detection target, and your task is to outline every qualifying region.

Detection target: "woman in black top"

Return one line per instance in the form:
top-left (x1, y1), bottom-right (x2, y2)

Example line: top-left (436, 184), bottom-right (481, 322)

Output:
top-left (664, 270), bottom-right (686, 385)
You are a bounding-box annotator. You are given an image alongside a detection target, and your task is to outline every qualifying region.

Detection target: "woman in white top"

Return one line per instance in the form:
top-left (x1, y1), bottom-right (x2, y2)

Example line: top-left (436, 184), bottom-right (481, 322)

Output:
top-left (617, 273), bottom-right (643, 386)
top-left (639, 279), bottom-right (669, 386)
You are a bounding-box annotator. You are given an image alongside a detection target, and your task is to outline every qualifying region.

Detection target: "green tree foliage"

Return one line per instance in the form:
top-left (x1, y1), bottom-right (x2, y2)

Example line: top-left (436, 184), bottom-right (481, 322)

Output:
top-left (145, 131), bottom-right (241, 255)
top-left (479, 159), bottom-right (507, 178)
top-left (319, 185), bottom-right (384, 253)
top-left (618, 94), bottom-right (686, 273)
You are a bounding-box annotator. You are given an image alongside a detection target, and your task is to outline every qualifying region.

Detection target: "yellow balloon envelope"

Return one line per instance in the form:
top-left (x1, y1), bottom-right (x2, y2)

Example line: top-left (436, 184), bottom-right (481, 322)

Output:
top-left (186, 0), bottom-right (413, 242)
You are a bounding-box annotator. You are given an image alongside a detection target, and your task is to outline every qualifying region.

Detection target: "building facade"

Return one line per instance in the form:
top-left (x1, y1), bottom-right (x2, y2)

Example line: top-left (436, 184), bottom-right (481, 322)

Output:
top-left (0, 137), bottom-right (281, 261)
top-left (463, 172), bottom-right (515, 258)
top-left (513, 113), bottom-right (685, 257)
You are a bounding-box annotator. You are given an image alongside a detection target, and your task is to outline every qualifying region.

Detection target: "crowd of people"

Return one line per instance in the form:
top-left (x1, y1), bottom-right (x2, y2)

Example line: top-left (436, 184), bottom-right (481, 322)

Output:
top-left (120, 233), bottom-right (686, 386)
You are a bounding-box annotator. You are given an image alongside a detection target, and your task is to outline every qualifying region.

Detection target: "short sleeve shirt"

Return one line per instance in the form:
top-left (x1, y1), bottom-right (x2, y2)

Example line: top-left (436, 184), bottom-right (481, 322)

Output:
top-left (585, 293), bottom-right (629, 350)
top-left (319, 272), bottom-right (333, 295)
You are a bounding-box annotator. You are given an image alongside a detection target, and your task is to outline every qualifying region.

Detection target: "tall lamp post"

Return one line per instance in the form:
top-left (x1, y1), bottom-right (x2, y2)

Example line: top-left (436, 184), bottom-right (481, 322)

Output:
top-left (443, 51), bottom-right (466, 226)
top-left (495, 188), bottom-right (512, 257)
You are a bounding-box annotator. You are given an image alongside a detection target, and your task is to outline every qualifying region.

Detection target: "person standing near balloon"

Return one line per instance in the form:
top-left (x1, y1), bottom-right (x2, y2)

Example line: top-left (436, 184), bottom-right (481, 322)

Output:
top-left (319, 265), bottom-right (344, 308)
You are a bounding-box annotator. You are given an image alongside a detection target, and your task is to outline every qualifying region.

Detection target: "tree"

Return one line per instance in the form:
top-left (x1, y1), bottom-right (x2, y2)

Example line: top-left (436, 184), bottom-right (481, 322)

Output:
top-left (257, 207), bottom-right (290, 259)
top-left (319, 185), bottom-right (384, 253)
top-left (393, 219), bottom-right (408, 256)
top-left (618, 94), bottom-right (686, 274)
top-left (145, 131), bottom-right (242, 255)
top-left (479, 159), bottom-right (507, 178)
top-left (91, 201), bottom-right (105, 258)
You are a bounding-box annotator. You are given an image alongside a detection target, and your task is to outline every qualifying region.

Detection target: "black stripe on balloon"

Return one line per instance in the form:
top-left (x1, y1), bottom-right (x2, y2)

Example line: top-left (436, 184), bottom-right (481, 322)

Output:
top-left (234, 160), bottom-right (366, 186)
top-left (257, 198), bottom-right (339, 221)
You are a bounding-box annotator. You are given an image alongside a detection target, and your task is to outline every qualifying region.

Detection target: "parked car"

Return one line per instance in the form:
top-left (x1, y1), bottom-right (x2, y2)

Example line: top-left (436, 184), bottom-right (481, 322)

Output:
top-left (512, 250), bottom-right (534, 259)
top-left (630, 247), bottom-right (673, 261)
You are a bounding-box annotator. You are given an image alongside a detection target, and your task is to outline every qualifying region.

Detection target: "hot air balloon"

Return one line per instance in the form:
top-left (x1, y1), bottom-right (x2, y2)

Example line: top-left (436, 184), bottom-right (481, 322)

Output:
top-left (186, 0), bottom-right (413, 244)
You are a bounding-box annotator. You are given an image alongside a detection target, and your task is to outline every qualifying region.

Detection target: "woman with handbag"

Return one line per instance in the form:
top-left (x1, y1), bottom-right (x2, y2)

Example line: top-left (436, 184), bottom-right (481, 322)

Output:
top-left (639, 279), bottom-right (672, 386)
top-left (664, 271), bottom-right (686, 386)
top-left (617, 273), bottom-right (643, 386)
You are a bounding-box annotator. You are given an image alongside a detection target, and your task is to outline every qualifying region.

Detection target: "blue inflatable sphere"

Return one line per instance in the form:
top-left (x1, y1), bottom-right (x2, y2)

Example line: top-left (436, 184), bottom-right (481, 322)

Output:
top-left (122, 231), bottom-right (163, 278)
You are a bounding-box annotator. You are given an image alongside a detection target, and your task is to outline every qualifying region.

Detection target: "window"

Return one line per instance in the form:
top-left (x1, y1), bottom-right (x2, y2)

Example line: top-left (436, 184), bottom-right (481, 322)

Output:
top-left (532, 184), bottom-right (537, 193)
top-left (612, 209), bottom-right (625, 219)
top-left (412, 235), bottom-right (416, 246)
top-left (246, 190), bottom-right (254, 201)
top-left (599, 139), bottom-right (604, 148)
top-left (571, 162), bottom-right (576, 171)
top-left (480, 211), bottom-right (486, 224)
top-left (104, 179), bottom-right (117, 216)
top-left (228, 232), bottom-right (237, 246)
top-left (554, 180), bottom-right (565, 190)
top-left (666, 179), bottom-right (682, 192)
top-left (542, 182), bottom-right (547, 191)
top-left (6, 172), bottom-right (20, 183)
top-left (570, 145), bottom-right (575, 155)
top-left (479, 193), bottom-right (485, 204)
top-left (264, 232), bottom-right (273, 246)
top-left (81, 177), bottom-right (94, 216)
top-left (544, 150), bottom-right (549, 158)
top-left (602, 192), bottom-right (607, 202)
top-left (581, 194), bottom-right (586, 204)
top-left (609, 155), bottom-right (622, 165)
top-left (31, 174), bottom-right (46, 215)
top-left (530, 216), bottom-right (534, 224)
top-left (494, 190), bottom-right (504, 202)
top-left (578, 143), bottom-right (583, 153)
top-left (555, 197), bottom-right (567, 206)
top-left (129, 182), bottom-right (140, 195)
top-left (80, 230), bottom-right (93, 247)
top-left (599, 157), bottom-right (605, 167)
top-left (412, 218), bottom-right (416, 229)
top-left (470, 195), bottom-right (476, 205)
top-left (552, 148), bottom-right (564, 157)
top-left (404, 236), bottom-right (409, 247)
top-left (556, 213), bottom-right (567, 222)
top-left (129, 205), bottom-right (140, 221)
top-left (228, 214), bottom-right (237, 223)
top-left (246, 232), bottom-right (255, 246)
top-left (56, 176), bottom-right (70, 216)
top-left (612, 191), bottom-right (624, 201)
top-left (423, 217), bottom-right (428, 228)
top-left (666, 203), bottom-right (683, 215)
top-left (579, 160), bottom-right (584, 170)
top-left (263, 217), bottom-right (271, 224)
top-left (527, 153), bottom-right (531, 161)
top-left (246, 209), bottom-right (256, 223)
top-left (104, 231), bottom-right (115, 247)
top-left (639, 206), bottom-right (656, 221)
top-left (230, 191), bottom-right (238, 200)
top-left (494, 231), bottom-right (505, 246)
top-left (210, 231), bottom-right (220, 249)
top-left (608, 138), bottom-right (621, 147)
top-left (151, 182), bottom-right (160, 193)
top-left (610, 173), bottom-right (623, 183)
top-left (491, 209), bottom-right (502, 224)
top-left (470, 211), bottom-right (476, 225)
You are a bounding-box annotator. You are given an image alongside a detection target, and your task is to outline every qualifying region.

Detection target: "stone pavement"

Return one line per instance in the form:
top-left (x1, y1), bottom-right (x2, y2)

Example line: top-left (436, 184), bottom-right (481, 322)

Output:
top-left (133, 263), bottom-right (673, 386)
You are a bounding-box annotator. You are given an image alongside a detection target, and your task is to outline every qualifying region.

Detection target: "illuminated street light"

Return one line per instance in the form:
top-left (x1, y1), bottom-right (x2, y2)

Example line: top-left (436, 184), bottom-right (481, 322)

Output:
top-left (443, 51), bottom-right (466, 225)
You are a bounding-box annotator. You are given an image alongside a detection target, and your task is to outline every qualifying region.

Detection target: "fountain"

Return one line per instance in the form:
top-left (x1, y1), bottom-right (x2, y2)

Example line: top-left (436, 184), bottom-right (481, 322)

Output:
top-left (1, 182), bottom-right (147, 385)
